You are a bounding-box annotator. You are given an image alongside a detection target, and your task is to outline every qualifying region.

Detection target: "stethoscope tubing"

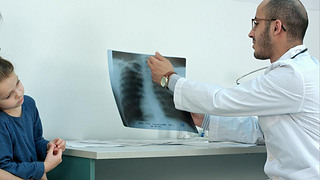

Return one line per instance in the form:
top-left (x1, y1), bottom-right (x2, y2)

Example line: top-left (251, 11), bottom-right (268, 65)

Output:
top-left (236, 48), bottom-right (308, 85)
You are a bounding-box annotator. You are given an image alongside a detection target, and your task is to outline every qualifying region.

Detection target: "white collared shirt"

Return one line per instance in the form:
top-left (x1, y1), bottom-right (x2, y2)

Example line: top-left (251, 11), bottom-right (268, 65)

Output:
top-left (173, 45), bottom-right (320, 179)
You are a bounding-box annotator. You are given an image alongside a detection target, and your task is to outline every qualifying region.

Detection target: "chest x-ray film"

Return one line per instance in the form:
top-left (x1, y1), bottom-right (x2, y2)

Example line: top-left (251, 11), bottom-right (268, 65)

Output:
top-left (108, 50), bottom-right (198, 133)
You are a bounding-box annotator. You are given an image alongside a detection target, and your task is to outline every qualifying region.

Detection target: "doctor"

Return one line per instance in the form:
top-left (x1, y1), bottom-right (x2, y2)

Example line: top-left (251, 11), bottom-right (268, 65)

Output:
top-left (147, 0), bottom-right (319, 179)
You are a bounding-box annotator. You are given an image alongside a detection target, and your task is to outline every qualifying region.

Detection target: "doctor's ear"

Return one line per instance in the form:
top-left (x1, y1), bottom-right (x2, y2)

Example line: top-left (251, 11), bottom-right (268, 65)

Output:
top-left (273, 20), bottom-right (286, 33)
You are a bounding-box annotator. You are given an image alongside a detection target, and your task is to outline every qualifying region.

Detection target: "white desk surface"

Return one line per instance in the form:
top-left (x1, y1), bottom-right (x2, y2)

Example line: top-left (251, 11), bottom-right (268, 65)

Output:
top-left (64, 139), bottom-right (266, 160)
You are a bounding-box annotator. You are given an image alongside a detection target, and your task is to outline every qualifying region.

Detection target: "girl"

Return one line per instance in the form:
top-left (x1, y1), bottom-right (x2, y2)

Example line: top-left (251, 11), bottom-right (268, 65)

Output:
top-left (0, 57), bottom-right (66, 180)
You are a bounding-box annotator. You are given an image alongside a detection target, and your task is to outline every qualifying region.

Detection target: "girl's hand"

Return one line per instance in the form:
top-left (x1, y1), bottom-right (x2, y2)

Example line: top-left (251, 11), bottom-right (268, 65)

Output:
top-left (44, 144), bottom-right (62, 173)
top-left (47, 138), bottom-right (66, 155)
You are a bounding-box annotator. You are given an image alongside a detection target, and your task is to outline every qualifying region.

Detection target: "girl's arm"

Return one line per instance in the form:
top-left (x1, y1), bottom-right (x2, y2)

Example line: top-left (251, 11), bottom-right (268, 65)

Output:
top-left (0, 169), bottom-right (23, 180)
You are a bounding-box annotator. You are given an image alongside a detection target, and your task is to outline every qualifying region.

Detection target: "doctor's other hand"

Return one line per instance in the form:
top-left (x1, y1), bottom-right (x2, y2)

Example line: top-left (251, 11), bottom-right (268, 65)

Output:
top-left (44, 143), bottom-right (62, 173)
top-left (147, 52), bottom-right (174, 85)
top-left (191, 113), bottom-right (205, 127)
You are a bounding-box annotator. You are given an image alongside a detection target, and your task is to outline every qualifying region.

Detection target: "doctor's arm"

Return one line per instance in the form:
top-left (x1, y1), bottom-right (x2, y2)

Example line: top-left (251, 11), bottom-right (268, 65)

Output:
top-left (191, 113), bottom-right (264, 144)
top-left (148, 52), bottom-right (265, 144)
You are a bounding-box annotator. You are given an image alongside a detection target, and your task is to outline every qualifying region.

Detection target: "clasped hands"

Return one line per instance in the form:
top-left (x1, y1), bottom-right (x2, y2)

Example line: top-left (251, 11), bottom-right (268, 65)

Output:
top-left (44, 138), bottom-right (66, 174)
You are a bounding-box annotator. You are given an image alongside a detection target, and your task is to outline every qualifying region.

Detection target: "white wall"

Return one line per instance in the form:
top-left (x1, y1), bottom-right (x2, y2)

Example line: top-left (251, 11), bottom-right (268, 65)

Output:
top-left (0, 0), bottom-right (319, 140)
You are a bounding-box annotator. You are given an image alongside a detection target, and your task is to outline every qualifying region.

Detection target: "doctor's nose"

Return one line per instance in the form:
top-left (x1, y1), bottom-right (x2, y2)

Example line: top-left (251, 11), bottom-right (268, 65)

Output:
top-left (248, 29), bottom-right (254, 38)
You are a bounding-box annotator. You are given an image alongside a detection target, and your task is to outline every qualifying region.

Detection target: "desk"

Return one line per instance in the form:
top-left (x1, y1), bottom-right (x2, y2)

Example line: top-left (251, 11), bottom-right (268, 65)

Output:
top-left (47, 140), bottom-right (267, 180)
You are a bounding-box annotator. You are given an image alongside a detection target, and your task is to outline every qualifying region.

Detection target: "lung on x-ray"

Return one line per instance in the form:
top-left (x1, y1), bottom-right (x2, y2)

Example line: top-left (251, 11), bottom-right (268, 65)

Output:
top-left (108, 50), bottom-right (198, 133)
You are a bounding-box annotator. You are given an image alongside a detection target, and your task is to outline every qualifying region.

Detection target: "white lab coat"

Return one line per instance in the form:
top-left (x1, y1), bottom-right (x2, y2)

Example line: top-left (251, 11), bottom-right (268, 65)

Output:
top-left (173, 45), bottom-right (320, 180)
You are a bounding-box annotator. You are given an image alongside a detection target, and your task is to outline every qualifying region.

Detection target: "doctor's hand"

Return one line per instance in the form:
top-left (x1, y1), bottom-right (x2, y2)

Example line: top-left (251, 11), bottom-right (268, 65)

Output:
top-left (191, 113), bottom-right (205, 127)
top-left (147, 52), bottom-right (174, 85)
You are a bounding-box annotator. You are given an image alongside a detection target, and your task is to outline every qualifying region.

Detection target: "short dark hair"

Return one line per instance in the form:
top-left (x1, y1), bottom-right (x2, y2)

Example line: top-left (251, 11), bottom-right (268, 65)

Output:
top-left (0, 57), bottom-right (14, 82)
top-left (265, 0), bottom-right (308, 41)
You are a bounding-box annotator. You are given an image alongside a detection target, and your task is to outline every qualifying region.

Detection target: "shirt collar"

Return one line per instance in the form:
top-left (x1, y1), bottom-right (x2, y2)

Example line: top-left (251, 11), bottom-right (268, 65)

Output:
top-left (277, 44), bottom-right (306, 61)
top-left (265, 45), bottom-right (307, 74)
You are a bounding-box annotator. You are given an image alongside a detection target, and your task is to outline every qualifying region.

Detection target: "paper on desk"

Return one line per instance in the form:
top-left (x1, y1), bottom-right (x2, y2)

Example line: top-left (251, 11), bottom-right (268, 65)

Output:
top-left (111, 138), bottom-right (210, 146)
top-left (66, 140), bottom-right (123, 148)
top-left (66, 139), bottom-right (208, 148)
top-left (112, 139), bottom-right (257, 148)
top-left (66, 139), bottom-right (256, 148)
top-left (207, 141), bottom-right (257, 148)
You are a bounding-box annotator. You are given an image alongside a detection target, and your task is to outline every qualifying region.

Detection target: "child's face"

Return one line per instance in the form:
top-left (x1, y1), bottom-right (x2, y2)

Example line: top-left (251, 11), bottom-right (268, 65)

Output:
top-left (0, 72), bottom-right (25, 111)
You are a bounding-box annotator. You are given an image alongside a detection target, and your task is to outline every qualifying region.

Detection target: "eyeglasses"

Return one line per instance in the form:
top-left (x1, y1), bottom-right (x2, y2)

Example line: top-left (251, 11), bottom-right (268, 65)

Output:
top-left (251, 18), bottom-right (286, 31)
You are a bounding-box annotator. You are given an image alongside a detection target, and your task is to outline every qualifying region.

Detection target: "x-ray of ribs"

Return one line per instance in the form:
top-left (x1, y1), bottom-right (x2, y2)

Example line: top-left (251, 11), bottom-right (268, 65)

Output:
top-left (116, 57), bottom-right (179, 126)
top-left (119, 62), bottom-right (145, 125)
top-left (152, 83), bottom-right (178, 119)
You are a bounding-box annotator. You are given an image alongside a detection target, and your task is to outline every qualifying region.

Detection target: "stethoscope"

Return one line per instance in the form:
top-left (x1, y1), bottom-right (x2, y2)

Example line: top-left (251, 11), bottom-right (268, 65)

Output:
top-left (235, 48), bottom-right (308, 85)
